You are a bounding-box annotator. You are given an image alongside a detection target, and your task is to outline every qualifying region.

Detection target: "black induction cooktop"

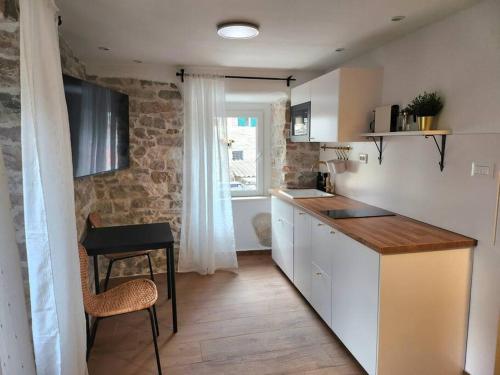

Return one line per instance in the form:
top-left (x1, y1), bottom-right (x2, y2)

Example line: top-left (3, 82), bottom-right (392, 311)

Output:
top-left (321, 208), bottom-right (395, 219)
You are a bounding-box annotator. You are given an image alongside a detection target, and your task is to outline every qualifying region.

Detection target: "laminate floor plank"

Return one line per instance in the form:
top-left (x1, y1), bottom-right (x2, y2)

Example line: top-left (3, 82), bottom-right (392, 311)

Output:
top-left (89, 253), bottom-right (366, 374)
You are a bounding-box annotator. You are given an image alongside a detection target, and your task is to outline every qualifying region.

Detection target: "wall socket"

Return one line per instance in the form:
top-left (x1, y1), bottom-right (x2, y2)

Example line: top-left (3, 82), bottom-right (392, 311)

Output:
top-left (471, 161), bottom-right (494, 177)
top-left (359, 153), bottom-right (368, 164)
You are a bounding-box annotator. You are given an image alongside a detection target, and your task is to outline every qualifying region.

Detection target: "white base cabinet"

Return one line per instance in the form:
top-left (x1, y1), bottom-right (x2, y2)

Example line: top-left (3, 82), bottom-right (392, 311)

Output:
top-left (271, 198), bottom-right (472, 375)
top-left (331, 231), bottom-right (380, 374)
top-left (271, 197), bottom-right (293, 280)
top-left (311, 262), bottom-right (332, 327)
top-left (293, 208), bottom-right (312, 301)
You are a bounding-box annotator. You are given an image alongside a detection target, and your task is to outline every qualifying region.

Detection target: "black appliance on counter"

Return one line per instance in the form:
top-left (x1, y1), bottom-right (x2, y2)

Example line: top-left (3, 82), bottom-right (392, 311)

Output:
top-left (290, 101), bottom-right (311, 142)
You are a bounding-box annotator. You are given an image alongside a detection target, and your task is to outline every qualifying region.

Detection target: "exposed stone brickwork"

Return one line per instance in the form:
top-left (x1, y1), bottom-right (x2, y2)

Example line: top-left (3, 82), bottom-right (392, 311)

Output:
top-left (271, 98), bottom-right (319, 189)
top-left (60, 38), bottom-right (183, 279)
top-left (86, 77), bottom-right (183, 277)
top-left (271, 99), bottom-right (287, 188)
top-left (0, 0), bottom-right (18, 21)
top-left (0, 20), bottom-right (25, 286)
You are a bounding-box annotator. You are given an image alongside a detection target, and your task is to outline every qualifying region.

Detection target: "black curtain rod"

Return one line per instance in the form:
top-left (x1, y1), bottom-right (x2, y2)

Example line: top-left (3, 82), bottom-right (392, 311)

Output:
top-left (176, 69), bottom-right (296, 87)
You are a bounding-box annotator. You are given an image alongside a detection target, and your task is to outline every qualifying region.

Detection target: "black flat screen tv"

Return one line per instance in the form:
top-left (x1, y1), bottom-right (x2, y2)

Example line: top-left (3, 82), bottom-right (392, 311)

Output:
top-left (63, 74), bottom-right (129, 178)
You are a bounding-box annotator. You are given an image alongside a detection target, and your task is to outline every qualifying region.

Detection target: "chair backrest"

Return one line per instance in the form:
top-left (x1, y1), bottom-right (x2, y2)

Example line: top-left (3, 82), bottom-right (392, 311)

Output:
top-left (78, 243), bottom-right (93, 308)
top-left (88, 212), bottom-right (103, 228)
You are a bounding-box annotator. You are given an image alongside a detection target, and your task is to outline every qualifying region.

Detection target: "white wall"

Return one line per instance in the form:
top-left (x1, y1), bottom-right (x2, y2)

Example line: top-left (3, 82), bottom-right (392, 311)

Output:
top-left (232, 197), bottom-right (271, 251)
top-left (320, 1), bottom-right (500, 374)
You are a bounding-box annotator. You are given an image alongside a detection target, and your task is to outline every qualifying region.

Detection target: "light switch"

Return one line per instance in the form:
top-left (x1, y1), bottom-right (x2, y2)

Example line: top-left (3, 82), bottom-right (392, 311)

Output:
top-left (471, 161), bottom-right (494, 177)
top-left (359, 154), bottom-right (368, 164)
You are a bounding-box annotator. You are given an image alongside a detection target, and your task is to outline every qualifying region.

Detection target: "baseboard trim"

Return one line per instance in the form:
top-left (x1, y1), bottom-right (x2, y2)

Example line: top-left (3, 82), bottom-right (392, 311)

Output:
top-left (237, 249), bottom-right (271, 255)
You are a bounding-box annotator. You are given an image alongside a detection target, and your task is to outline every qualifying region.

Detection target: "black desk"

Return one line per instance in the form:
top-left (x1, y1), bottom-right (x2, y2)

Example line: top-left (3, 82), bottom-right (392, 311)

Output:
top-left (83, 222), bottom-right (177, 332)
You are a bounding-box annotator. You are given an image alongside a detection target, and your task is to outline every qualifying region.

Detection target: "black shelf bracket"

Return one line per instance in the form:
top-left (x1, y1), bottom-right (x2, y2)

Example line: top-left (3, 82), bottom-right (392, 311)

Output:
top-left (425, 134), bottom-right (447, 172)
top-left (369, 136), bottom-right (383, 165)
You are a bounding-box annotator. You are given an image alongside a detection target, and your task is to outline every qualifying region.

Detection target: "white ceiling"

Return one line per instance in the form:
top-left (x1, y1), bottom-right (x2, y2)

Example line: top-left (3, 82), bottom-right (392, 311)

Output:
top-left (58, 0), bottom-right (479, 72)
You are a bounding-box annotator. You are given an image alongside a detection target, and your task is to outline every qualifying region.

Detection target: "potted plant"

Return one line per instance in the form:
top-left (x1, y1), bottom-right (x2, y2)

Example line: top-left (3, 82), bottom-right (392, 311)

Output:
top-left (408, 91), bottom-right (444, 131)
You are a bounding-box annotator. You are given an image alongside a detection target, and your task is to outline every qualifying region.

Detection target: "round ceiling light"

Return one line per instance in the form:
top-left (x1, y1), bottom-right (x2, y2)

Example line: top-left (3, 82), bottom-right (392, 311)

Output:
top-left (217, 22), bottom-right (259, 39)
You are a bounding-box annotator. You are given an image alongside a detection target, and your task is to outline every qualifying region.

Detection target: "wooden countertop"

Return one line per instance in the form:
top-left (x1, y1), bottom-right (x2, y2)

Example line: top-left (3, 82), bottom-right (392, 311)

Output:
top-left (271, 190), bottom-right (477, 255)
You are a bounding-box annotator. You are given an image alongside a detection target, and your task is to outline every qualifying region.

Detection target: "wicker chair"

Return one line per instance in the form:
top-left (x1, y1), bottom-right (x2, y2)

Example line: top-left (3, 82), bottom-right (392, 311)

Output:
top-left (88, 212), bottom-right (156, 291)
top-left (79, 243), bottom-right (162, 374)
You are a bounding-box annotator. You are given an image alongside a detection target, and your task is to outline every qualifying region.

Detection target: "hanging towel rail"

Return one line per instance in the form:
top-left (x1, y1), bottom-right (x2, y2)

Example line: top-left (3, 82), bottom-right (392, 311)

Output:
top-left (320, 145), bottom-right (352, 160)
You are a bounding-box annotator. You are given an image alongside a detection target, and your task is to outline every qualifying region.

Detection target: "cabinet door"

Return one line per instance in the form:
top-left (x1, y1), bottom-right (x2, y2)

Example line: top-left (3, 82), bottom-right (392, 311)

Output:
top-left (293, 208), bottom-right (312, 301)
top-left (310, 70), bottom-right (340, 142)
top-left (311, 262), bottom-right (332, 327)
top-left (311, 218), bottom-right (334, 276)
top-left (291, 82), bottom-right (311, 106)
top-left (271, 198), bottom-right (294, 280)
top-left (331, 231), bottom-right (380, 375)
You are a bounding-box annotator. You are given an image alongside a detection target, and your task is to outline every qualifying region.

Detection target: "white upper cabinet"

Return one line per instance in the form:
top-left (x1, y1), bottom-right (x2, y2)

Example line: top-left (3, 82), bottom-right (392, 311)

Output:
top-left (290, 81), bottom-right (311, 106)
top-left (309, 70), bottom-right (340, 142)
top-left (291, 67), bottom-right (382, 143)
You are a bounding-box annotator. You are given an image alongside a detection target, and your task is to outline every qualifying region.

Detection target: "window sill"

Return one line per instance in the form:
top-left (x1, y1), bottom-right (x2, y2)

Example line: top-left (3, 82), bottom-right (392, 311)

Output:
top-left (231, 195), bottom-right (269, 201)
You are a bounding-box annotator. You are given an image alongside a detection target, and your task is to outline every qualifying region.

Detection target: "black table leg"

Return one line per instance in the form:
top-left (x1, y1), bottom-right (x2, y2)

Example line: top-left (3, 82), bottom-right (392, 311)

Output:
top-left (168, 245), bottom-right (177, 333)
top-left (93, 255), bottom-right (100, 294)
top-left (165, 248), bottom-right (171, 300)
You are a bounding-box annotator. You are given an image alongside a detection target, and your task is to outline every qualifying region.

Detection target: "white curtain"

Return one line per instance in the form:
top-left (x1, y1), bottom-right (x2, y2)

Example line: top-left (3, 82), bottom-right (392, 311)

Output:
top-left (20, 0), bottom-right (87, 374)
top-left (179, 75), bottom-right (238, 275)
top-left (0, 149), bottom-right (36, 374)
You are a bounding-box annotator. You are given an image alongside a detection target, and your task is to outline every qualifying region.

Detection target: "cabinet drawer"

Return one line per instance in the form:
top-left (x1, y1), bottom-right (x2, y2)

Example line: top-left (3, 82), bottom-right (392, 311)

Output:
top-left (311, 262), bottom-right (332, 327)
top-left (271, 196), bottom-right (293, 225)
top-left (311, 218), bottom-right (335, 276)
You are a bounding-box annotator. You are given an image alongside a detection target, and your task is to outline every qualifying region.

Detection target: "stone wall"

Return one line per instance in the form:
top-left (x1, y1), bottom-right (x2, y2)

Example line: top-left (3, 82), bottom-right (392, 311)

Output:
top-left (60, 38), bottom-right (183, 278)
top-left (85, 77), bottom-right (183, 277)
top-left (0, 0), bottom-right (17, 21)
top-left (0, 7), bottom-right (25, 288)
top-left (271, 98), bottom-right (319, 188)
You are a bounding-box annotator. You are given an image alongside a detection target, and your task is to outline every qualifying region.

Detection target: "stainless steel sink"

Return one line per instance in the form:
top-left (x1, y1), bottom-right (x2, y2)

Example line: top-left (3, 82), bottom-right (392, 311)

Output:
top-left (279, 189), bottom-right (334, 199)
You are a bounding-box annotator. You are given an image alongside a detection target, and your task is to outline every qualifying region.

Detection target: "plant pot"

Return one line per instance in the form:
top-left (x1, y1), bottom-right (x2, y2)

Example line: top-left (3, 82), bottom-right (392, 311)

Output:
top-left (417, 116), bottom-right (435, 131)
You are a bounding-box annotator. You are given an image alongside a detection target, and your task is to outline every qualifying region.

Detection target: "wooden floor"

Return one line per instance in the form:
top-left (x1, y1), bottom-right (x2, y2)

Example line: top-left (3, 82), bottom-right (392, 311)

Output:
top-left (88, 253), bottom-right (365, 374)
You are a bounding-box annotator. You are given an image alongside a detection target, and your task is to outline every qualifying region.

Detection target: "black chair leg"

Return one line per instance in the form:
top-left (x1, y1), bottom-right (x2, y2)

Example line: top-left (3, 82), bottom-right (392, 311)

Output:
top-left (146, 253), bottom-right (155, 282)
top-left (152, 304), bottom-right (160, 337)
top-left (85, 313), bottom-right (90, 350)
top-left (103, 259), bottom-right (114, 291)
top-left (86, 317), bottom-right (100, 361)
top-left (147, 308), bottom-right (162, 375)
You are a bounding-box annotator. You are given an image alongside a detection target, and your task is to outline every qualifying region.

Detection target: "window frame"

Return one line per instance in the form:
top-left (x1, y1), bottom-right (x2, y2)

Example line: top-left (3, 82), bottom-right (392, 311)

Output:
top-left (225, 107), bottom-right (266, 197)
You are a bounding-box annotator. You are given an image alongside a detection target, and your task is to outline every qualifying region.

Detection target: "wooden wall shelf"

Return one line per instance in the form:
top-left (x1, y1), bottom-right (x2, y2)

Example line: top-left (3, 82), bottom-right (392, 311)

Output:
top-left (361, 130), bottom-right (452, 171)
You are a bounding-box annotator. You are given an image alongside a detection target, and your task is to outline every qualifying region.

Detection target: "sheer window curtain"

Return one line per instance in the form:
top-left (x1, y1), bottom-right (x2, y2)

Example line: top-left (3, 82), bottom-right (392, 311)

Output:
top-left (20, 0), bottom-right (87, 374)
top-left (178, 75), bottom-right (238, 275)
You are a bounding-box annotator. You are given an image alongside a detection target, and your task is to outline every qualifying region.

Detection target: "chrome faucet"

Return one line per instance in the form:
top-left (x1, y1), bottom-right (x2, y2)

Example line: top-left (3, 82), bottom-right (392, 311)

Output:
top-left (311, 160), bottom-right (335, 194)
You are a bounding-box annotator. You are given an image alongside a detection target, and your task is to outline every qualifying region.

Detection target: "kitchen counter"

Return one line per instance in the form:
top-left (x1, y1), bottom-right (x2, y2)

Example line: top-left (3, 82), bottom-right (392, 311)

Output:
top-left (271, 189), bottom-right (477, 254)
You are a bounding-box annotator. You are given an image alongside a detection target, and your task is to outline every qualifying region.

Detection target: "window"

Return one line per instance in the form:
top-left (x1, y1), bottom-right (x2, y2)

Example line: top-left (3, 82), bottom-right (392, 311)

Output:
top-left (226, 110), bottom-right (265, 196)
top-left (232, 150), bottom-right (244, 160)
